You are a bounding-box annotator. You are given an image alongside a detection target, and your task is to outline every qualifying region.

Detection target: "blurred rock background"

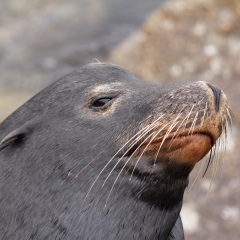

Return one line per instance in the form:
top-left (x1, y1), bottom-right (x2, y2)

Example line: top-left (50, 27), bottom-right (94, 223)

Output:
top-left (0, 0), bottom-right (163, 120)
top-left (0, 0), bottom-right (239, 239)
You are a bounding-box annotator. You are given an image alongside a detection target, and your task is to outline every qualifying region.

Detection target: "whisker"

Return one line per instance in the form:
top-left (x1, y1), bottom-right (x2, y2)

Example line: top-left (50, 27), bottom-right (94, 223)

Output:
top-left (104, 119), bottom-right (173, 205)
top-left (213, 140), bottom-right (221, 179)
top-left (183, 104), bottom-right (196, 129)
top-left (206, 143), bottom-right (217, 194)
top-left (201, 102), bottom-right (208, 127)
top-left (220, 117), bottom-right (225, 176)
top-left (102, 119), bottom-right (163, 186)
top-left (219, 135), bottom-right (225, 178)
top-left (188, 112), bottom-right (198, 136)
top-left (153, 112), bottom-right (184, 165)
top-left (188, 155), bottom-right (207, 192)
top-left (227, 108), bottom-right (233, 130)
top-left (104, 130), bottom-right (160, 206)
top-left (84, 119), bottom-right (156, 200)
top-left (167, 106), bottom-right (195, 149)
top-left (85, 113), bottom-right (166, 200)
top-left (202, 149), bottom-right (213, 178)
top-left (130, 121), bottom-right (172, 180)
top-left (187, 101), bottom-right (208, 191)
top-left (221, 115), bottom-right (229, 176)
top-left (75, 149), bottom-right (106, 177)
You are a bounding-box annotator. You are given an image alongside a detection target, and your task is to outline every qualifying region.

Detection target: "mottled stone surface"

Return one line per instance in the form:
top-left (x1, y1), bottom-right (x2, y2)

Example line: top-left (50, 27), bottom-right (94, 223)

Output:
top-left (109, 0), bottom-right (240, 239)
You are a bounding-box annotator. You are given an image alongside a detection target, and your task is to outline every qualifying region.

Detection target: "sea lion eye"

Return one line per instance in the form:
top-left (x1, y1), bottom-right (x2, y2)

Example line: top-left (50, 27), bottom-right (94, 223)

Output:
top-left (91, 97), bottom-right (113, 109)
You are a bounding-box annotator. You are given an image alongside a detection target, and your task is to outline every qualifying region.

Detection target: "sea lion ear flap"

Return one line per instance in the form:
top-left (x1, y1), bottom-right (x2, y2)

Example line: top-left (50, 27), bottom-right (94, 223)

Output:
top-left (0, 122), bottom-right (34, 151)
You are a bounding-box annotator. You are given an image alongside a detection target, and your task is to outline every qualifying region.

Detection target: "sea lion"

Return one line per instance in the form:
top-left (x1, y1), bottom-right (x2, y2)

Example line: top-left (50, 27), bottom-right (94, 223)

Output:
top-left (0, 63), bottom-right (231, 239)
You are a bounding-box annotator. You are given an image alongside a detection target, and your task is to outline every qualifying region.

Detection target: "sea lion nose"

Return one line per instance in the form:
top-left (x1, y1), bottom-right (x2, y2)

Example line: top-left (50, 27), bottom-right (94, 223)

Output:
top-left (206, 83), bottom-right (221, 112)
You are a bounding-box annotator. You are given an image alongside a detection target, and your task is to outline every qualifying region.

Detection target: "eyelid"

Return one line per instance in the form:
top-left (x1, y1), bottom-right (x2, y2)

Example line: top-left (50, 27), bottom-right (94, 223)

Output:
top-left (90, 93), bottom-right (120, 110)
top-left (92, 97), bottom-right (113, 109)
top-left (88, 92), bottom-right (121, 111)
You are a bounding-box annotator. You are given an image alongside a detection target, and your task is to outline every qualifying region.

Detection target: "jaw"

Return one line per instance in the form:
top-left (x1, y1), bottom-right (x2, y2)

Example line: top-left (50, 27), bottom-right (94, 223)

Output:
top-left (115, 123), bottom-right (223, 207)
top-left (124, 132), bottom-right (213, 177)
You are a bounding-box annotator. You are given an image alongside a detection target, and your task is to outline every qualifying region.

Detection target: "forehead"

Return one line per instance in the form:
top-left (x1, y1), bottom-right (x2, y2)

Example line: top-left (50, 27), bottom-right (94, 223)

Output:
top-left (90, 82), bottom-right (126, 93)
top-left (77, 63), bottom-right (140, 85)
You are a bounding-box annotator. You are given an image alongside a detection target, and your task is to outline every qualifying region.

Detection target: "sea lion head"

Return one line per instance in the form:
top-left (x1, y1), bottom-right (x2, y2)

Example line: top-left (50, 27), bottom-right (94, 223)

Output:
top-left (0, 63), bottom-right (232, 239)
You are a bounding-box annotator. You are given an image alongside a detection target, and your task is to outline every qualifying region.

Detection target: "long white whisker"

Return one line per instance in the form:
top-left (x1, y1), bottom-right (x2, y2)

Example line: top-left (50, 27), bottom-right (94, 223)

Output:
top-left (130, 121), bottom-right (172, 179)
top-left (188, 112), bottom-right (198, 136)
top-left (102, 120), bottom-right (163, 186)
top-left (188, 155), bottom-right (207, 192)
top-left (84, 117), bottom-right (157, 199)
top-left (183, 104), bottom-right (196, 129)
top-left (153, 112), bottom-right (184, 165)
top-left (104, 129), bottom-right (161, 205)
top-left (85, 113), bottom-right (166, 200)
top-left (221, 116), bottom-right (228, 176)
top-left (205, 145), bottom-right (217, 198)
top-left (168, 110), bottom-right (191, 146)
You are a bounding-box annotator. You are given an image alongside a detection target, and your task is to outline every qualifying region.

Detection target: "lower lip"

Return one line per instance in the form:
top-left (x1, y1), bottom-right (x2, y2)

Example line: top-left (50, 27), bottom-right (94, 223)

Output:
top-left (148, 134), bottom-right (212, 164)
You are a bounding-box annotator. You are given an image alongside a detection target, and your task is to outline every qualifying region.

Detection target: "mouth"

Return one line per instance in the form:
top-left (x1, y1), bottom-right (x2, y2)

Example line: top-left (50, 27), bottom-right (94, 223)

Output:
top-left (141, 132), bottom-right (214, 165)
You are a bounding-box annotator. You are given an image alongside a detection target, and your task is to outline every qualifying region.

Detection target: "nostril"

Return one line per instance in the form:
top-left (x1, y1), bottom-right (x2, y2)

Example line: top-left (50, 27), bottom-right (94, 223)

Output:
top-left (206, 83), bottom-right (221, 112)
